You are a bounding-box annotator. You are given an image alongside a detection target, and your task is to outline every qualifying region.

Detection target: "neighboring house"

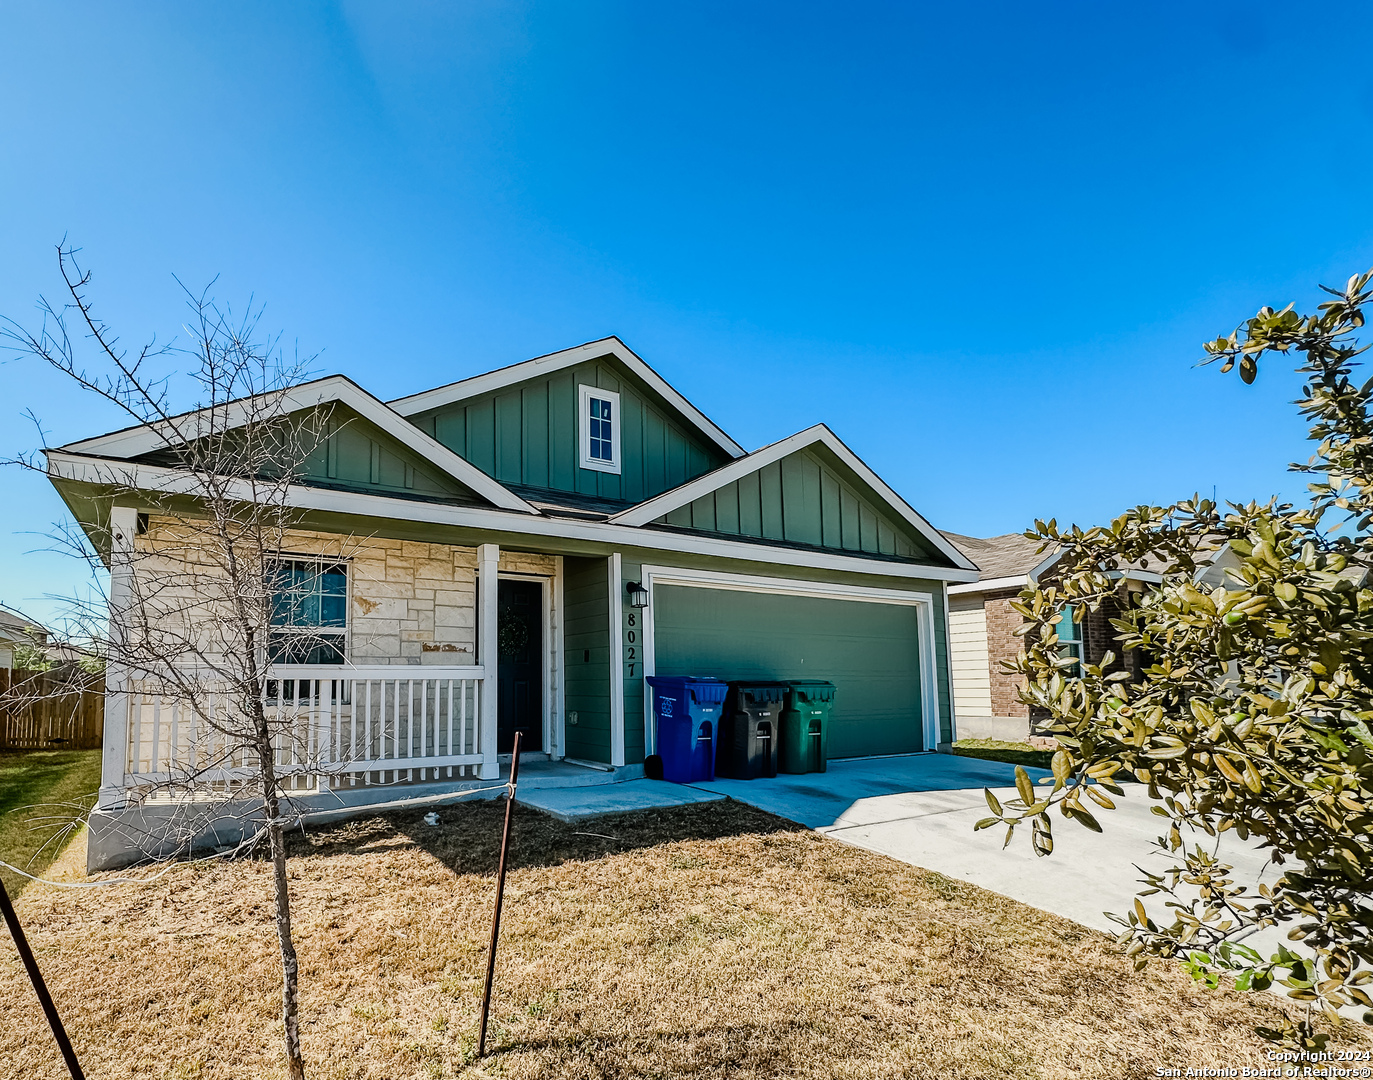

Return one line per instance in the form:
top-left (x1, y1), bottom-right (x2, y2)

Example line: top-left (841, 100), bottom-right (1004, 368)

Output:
top-left (47, 337), bottom-right (979, 867)
top-left (941, 532), bottom-right (1159, 741)
top-left (0, 603), bottom-right (49, 673)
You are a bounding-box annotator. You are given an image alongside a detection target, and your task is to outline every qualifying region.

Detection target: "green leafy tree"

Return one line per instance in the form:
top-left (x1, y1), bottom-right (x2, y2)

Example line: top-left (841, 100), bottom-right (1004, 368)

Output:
top-left (11, 643), bottom-right (53, 672)
top-left (980, 272), bottom-right (1373, 1048)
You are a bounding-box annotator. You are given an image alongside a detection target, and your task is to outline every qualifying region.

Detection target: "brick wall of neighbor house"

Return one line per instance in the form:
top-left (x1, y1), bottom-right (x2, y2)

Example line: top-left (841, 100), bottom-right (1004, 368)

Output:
top-left (1083, 585), bottom-right (1145, 682)
top-left (135, 516), bottom-right (554, 666)
top-left (984, 589), bottom-right (1029, 720)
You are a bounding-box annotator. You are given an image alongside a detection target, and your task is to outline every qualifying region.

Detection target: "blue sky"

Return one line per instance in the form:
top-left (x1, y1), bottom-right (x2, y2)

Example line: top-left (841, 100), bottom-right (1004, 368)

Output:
top-left (2, 2), bottom-right (1371, 626)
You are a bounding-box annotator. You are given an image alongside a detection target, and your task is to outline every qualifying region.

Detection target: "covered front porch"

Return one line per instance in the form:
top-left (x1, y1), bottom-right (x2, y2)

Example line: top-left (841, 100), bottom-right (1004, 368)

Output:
top-left (88, 514), bottom-right (642, 868)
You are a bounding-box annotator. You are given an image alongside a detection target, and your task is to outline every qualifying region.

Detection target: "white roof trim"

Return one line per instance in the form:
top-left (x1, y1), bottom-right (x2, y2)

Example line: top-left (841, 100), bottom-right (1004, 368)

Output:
top-left (387, 336), bottom-right (746, 460)
top-left (947, 562), bottom-right (1163, 595)
top-left (947, 573), bottom-right (1031, 595)
top-left (56, 376), bottom-right (539, 515)
top-left (607, 423), bottom-right (977, 572)
top-left (47, 451), bottom-right (980, 583)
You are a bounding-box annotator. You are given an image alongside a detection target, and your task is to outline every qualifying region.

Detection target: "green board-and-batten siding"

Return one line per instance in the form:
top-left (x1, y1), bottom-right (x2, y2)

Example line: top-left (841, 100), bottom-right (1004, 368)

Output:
top-left (139, 404), bottom-right (481, 505)
top-left (562, 555), bottom-right (612, 763)
top-left (655, 446), bottom-right (940, 562)
top-left (406, 357), bottom-right (732, 503)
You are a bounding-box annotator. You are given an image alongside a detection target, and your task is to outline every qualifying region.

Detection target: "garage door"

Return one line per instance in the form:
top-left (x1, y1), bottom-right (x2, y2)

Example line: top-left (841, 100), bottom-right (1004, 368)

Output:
top-left (652, 584), bottom-right (926, 758)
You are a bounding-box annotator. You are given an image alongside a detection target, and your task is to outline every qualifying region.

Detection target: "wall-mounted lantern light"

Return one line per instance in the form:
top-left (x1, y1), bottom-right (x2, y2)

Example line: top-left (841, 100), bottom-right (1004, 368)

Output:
top-left (626, 581), bottom-right (649, 608)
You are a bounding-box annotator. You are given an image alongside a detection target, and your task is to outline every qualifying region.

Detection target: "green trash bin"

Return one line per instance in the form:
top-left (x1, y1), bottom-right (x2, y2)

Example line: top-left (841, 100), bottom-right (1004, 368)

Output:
top-left (779, 681), bottom-right (835, 774)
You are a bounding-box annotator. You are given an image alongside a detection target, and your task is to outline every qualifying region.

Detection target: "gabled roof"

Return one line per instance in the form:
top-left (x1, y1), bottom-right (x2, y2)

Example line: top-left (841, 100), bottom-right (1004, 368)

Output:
top-left (942, 531), bottom-right (1056, 580)
top-left (609, 423), bottom-right (977, 571)
top-left (944, 530), bottom-right (1166, 594)
top-left (388, 336), bottom-right (747, 461)
top-left (0, 604), bottom-right (47, 644)
top-left (58, 376), bottom-right (540, 515)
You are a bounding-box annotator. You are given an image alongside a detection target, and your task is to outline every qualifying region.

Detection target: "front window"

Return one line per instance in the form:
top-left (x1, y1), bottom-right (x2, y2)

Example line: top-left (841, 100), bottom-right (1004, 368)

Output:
top-left (268, 559), bottom-right (347, 665)
top-left (578, 385), bottom-right (621, 474)
top-left (1056, 604), bottom-right (1087, 674)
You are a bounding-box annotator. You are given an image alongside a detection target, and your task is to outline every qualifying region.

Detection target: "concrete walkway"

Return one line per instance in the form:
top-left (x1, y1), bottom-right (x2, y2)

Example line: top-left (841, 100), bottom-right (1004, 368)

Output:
top-left (516, 778), bottom-right (724, 822)
top-left (696, 754), bottom-right (1279, 936)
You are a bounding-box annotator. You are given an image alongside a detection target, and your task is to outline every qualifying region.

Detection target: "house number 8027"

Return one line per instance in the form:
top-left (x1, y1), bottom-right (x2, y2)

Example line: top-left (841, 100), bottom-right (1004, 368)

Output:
top-left (626, 611), bottom-right (638, 678)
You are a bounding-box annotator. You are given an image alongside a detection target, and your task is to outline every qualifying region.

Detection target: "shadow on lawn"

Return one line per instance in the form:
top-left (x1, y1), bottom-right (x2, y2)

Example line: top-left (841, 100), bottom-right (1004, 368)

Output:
top-left (288, 796), bottom-right (802, 878)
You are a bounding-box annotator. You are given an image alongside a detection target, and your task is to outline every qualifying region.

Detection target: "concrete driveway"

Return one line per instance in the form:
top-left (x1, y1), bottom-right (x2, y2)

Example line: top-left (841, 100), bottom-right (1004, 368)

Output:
top-left (695, 754), bottom-right (1279, 936)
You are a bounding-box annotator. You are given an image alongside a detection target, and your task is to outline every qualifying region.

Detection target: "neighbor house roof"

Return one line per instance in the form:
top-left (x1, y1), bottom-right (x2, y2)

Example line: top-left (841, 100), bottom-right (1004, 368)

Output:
top-left (944, 530), bottom-right (1166, 595)
top-left (0, 604), bottom-right (48, 644)
top-left (942, 532), bottom-right (1052, 581)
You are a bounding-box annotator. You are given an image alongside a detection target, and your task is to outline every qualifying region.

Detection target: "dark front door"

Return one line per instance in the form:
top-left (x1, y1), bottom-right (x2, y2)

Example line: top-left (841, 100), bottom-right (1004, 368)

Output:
top-left (497, 579), bottom-right (543, 753)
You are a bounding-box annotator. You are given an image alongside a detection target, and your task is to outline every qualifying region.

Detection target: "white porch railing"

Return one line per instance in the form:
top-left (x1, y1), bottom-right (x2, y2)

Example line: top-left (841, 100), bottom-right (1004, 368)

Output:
top-left (122, 665), bottom-right (487, 794)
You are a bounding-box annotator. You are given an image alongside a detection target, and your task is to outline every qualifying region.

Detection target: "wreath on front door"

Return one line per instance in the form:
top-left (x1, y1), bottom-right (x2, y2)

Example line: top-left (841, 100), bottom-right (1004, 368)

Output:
top-left (499, 610), bottom-right (530, 659)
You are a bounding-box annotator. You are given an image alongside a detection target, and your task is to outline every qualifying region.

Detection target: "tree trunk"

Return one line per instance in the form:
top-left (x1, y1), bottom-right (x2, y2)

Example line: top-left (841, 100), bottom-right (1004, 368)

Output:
top-left (268, 811), bottom-right (305, 1080)
top-left (256, 719), bottom-right (305, 1080)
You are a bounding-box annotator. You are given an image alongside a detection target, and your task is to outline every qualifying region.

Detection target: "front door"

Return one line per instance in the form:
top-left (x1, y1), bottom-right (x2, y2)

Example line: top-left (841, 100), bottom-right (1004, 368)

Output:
top-left (497, 579), bottom-right (543, 753)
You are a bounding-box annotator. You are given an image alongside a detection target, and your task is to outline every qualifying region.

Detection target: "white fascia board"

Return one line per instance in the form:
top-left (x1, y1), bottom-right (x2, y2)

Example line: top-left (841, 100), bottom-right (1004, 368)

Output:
top-left (609, 426), bottom-right (823, 526)
top-left (386, 336), bottom-right (746, 460)
top-left (1026, 549), bottom-right (1063, 582)
top-left (56, 376), bottom-right (539, 516)
top-left (47, 451), bottom-right (980, 583)
top-left (1109, 569), bottom-right (1164, 584)
top-left (947, 574), bottom-right (1031, 595)
top-left (948, 565), bottom-right (1163, 596)
top-left (610, 423), bottom-right (978, 573)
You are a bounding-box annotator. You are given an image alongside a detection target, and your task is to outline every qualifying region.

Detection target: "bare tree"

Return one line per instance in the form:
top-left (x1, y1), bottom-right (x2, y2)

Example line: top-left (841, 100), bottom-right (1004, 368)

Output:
top-left (2, 246), bottom-right (354, 1079)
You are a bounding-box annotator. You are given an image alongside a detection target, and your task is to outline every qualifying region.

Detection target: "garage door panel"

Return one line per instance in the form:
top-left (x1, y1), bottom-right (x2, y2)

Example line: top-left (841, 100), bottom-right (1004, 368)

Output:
top-left (653, 585), bottom-right (924, 758)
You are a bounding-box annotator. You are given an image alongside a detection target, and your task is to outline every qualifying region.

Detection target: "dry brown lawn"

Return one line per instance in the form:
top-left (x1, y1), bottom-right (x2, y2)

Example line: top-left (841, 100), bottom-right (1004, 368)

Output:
top-left (0, 798), bottom-right (1357, 1079)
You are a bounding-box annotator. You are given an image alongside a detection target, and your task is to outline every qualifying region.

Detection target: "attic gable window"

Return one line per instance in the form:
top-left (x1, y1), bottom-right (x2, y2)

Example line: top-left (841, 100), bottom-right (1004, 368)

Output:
top-left (578, 385), bottom-right (621, 474)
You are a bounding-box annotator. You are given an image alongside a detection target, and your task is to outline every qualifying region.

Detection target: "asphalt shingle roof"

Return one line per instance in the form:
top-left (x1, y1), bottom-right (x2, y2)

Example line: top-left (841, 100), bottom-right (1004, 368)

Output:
top-left (940, 531), bottom-right (1055, 578)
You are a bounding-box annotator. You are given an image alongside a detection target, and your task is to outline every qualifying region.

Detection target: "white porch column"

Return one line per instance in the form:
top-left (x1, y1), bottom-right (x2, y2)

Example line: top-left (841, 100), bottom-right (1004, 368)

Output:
top-left (608, 552), bottom-right (625, 767)
top-left (98, 505), bottom-right (137, 809)
top-left (477, 543), bottom-right (500, 779)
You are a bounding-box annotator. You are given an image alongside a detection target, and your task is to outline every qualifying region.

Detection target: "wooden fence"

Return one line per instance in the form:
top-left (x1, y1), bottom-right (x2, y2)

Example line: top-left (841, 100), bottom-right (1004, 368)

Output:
top-left (0, 668), bottom-right (105, 751)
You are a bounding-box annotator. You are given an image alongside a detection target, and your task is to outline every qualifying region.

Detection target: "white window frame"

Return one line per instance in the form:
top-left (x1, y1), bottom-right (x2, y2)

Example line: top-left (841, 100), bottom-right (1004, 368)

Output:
top-left (267, 555), bottom-right (351, 666)
top-left (578, 385), bottom-right (621, 475)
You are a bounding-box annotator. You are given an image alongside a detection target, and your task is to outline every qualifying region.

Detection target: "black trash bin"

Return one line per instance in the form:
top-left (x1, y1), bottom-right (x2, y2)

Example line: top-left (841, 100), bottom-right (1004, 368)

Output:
top-left (779, 681), bottom-right (836, 774)
top-left (717, 682), bottom-right (785, 780)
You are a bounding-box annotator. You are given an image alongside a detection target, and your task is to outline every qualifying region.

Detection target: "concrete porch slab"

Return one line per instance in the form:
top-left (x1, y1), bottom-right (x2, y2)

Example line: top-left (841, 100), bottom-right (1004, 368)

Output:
top-left (516, 778), bottom-right (725, 823)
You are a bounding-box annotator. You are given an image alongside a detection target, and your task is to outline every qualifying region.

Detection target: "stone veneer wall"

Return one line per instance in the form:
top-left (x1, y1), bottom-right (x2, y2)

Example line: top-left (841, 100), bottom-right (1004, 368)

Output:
top-left (136, 517), bottom-right (557, 666)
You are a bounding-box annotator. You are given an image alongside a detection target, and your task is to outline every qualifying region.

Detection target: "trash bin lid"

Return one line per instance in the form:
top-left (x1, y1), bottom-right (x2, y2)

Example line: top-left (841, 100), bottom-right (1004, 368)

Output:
top-left (646, 675), bottom-right (728, 705)
top-left (730, 681), bottom-right (787, 705)
top-left (687, 679), bottom-right (728, 705)
top-left (787, 680), bottom-right (837, 703)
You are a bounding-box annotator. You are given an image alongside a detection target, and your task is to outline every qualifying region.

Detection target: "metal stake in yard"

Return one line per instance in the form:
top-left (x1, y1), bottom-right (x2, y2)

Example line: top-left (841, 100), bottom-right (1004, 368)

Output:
top-left (0, 873), bottom-right (86, 1080)
top-left (478, 728), bottom-right (522, 1059)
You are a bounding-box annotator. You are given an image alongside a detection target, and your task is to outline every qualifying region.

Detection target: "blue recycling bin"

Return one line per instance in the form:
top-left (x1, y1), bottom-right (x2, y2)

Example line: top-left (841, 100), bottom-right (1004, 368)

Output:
top-left (646, 676), bottom-right (727, 783)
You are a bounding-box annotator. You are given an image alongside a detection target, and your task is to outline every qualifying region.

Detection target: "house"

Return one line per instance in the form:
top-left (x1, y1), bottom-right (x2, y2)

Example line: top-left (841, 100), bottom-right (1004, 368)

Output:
top-left (46, 337), bottom-right (979, 868)
top-left (942, 531), bottom-right (1159, 741)
top-left (0, 603), bottom-right (49, 674)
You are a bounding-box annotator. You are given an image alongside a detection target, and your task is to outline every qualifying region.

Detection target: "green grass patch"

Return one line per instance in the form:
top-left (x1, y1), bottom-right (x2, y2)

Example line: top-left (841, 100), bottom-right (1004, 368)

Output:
top-left (0, 749), bottom-right (102, 895)
top-left (952, 738), bottom-right (1054, 771)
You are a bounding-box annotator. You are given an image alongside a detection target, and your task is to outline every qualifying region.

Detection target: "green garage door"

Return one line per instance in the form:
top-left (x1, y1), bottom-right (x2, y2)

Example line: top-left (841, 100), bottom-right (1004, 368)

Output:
top-left (652, 584), bottom-right (925, 758)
